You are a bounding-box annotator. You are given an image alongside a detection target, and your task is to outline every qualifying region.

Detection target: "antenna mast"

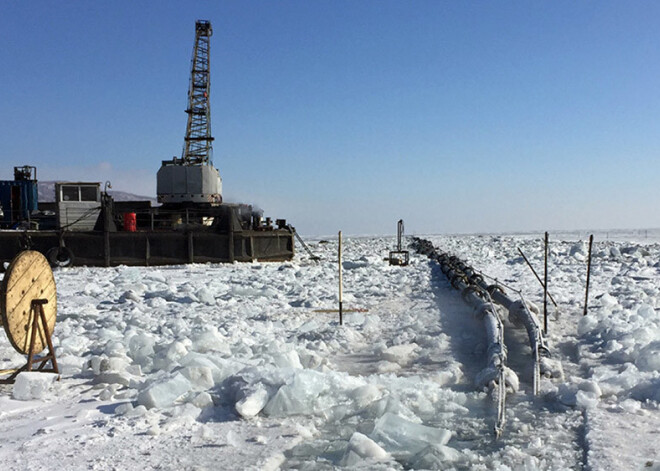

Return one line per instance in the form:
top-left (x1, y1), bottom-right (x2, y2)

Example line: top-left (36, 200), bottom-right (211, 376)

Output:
top-left (182, 20), bottom-right (214, 164)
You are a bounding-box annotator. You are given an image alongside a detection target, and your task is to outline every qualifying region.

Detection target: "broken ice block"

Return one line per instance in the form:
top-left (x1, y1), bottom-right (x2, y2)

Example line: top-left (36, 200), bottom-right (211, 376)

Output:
top-left (235, 383), bottom-right (270, 418)
top-left (370, 412), bottom-right (452, 458)
top-left (382, 343), bottom-right (418, 366)
top-left (180, 366), bottom-right (215, 391)
top-left (137, 373), bottom-right (191, 409)
top-left (196, 287), bottom-right (216, 305)
top-left (340, 432), bottom-right (391, 466)
top-left (128, 332), bottom-right (155, 366)
top-left (12, 372), bottom-right (59, 401)
top-left (191, 327), bottom-right (231, 355)
top-left (272, 349), bottom-right (303, 369)
top-left (191, 391), bottom-right (214, 408)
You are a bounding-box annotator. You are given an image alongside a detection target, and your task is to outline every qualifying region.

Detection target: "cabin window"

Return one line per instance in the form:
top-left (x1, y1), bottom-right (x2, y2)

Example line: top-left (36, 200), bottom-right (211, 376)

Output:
top-left (60, 185), bottom-right (99, 202)
top-left (80, 186), bottom-right (98, 201)
top-left (61, 186), bottom-right (79, 201)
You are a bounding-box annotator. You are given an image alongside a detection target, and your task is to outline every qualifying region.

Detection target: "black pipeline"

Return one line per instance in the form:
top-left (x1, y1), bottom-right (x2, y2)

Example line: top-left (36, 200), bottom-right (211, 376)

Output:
top-left (411, 238), bottom-right (553, 395)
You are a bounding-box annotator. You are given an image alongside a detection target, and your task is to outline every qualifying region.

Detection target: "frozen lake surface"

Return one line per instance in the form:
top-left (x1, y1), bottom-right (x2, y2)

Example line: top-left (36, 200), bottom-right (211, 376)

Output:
top-left (1, 230), bottom-right (659, 470)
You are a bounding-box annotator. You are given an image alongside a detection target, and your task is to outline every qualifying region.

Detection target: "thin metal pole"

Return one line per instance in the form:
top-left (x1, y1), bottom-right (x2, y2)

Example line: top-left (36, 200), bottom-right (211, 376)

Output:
top-left (517, 248), bottom-right (558, 308)
top-left (583, 234), bottom-right (594, 316)
top-left (543, 232), bottom-right (548, 334)
top-left (338, 231), bottom-right (343, 325)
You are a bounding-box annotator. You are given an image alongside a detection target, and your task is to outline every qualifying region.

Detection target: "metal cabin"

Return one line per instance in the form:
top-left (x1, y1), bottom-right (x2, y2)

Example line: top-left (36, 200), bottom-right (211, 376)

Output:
top-left (56, 182), bottom-right (102, 231)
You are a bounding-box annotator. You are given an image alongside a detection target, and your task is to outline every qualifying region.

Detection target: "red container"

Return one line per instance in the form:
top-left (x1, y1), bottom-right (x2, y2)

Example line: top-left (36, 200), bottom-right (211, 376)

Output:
top-left (123, 212), bottom-right (137, 232)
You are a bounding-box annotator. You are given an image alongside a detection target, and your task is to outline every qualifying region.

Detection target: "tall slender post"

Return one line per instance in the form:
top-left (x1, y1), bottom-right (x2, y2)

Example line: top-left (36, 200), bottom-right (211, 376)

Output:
top-left (583, 234), bottom-right (594, 316)
top-left (543, 232), bottom-right (548, 334)
top-left (338, 231), bottom-right (343, 325)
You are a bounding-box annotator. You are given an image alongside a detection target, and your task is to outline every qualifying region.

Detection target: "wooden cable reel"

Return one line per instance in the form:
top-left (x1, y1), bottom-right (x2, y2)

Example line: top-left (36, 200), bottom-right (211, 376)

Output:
top-left (0, 250), bottom-right (59, 384)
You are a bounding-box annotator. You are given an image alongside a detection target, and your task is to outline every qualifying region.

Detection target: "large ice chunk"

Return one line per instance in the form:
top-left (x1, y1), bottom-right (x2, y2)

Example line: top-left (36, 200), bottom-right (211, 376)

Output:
top-left (196, 287), bottom-right (216, 305)
top-left (180, 366), bottom-right (215, 391)
top-left (153, 340), bottom-right (189, 372)
top-left (137, 373), bottom-right (192, 409)
top-left (235, 383), bottom-right (270, 418)
top-left (191, 391), bottom-right (214, 409)
top-left (119, 289), bottom-right (142, 303)
top-left (272, 350), bottom-right (303, 369)
top-left (179, 353), bottom-right (243, 383)
top-left (570, 242), bottom-right (587, 260)
top-left (575, 390), bottom-right (599, 409)
top-left (340, 432), bottom-right (391, 466)
top-left (382, 344), bottom-right (418, 366)
top-left (12, 372), bottom-right (59, 401)
top-left (370, 412), bottom-right (452, 458)
top-left (191, 326), bottom-right (231, 355)
top-left (263, 370), bottom-right (332, 417)
top-left (128, 332), bottom-right (155, 367)
top-left (631, 378), bottom-right (660, 402)
top-left (635, 341), bottom-right (660, 372)
top-left (349, 384), bottom-right (383, 409)
top-left (92, 355), bottom-right (140, 387)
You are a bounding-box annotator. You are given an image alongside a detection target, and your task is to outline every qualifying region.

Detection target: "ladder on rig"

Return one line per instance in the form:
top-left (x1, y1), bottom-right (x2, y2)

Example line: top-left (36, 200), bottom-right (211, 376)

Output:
top-left (290, 226), bottom-right (321, 261)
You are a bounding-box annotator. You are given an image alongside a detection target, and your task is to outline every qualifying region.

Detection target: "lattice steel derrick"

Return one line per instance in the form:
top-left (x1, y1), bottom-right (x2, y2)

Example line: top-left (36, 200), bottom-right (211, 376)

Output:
top-left (182, 20), bottom-right (214, 164)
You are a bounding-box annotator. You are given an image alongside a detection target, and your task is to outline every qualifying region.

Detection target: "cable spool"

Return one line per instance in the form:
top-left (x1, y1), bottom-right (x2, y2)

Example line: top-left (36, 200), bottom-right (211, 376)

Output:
top-left (0, 250), bottom-right (59, 383)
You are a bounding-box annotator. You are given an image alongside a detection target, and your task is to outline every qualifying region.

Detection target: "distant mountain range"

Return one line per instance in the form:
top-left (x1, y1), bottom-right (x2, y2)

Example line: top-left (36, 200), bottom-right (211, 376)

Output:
top-left (38, 181), bottom-right (157, 203)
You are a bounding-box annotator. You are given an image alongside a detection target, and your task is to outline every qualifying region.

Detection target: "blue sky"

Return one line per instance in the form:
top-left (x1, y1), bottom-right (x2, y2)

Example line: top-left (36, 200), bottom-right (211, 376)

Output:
top-left (1, 1), bottom-right (659, 235)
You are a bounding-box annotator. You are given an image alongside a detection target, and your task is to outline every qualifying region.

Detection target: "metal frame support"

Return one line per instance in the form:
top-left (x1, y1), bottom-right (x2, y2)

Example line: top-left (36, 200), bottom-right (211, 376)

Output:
top-left (0, 299), bottom-right (59, 384)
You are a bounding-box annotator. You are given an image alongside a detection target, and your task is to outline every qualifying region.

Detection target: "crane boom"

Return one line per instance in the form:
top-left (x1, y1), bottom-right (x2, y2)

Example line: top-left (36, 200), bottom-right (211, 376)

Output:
top-left (183, 20), bottom-right (214, 164)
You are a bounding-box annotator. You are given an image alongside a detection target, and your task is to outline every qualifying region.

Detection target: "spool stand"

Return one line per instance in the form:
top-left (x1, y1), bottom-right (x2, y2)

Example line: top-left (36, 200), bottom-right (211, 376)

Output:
top-left (0, 299), bottom-right (59, 384)
top-left (1, 250), bottom-right (60, 385)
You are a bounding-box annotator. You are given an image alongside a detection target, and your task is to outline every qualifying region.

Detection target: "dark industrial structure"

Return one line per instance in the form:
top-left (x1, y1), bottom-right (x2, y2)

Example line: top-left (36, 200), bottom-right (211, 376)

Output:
top-left (0, 20), bottom-right (294, 267)
top-left (157, 20), bottom-right (222, 207)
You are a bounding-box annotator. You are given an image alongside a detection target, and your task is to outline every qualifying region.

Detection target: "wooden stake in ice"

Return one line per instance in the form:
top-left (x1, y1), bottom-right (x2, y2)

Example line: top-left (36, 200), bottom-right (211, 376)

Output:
top-left (583, 234), bottom-right (594, 316)
top-left (543, 232), bottom-right (548, 335)
top-left (338, 230), bottom-right (343, 326)
top-left (312, 231), bottom-right (368, 320)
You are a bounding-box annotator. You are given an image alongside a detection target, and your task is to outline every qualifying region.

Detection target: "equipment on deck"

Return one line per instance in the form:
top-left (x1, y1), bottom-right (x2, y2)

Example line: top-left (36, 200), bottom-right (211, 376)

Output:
top-left (0, 166), bottom-right (38, 229)
top-left (157, 20), bottom-right (222, 206)
top-left (388, 219), bottom-right (409, 266)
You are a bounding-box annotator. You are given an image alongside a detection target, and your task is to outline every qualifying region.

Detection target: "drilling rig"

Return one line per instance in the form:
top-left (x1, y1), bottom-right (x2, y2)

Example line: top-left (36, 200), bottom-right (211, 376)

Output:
top-left (157, 20), bottom-right (222, 206)
top-left (0, 19), bottom-right (295, 267)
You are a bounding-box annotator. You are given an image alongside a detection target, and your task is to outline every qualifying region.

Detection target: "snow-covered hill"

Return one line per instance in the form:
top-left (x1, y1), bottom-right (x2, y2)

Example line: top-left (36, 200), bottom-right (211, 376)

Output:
top-left (0, 232), bottom-right (659, 470)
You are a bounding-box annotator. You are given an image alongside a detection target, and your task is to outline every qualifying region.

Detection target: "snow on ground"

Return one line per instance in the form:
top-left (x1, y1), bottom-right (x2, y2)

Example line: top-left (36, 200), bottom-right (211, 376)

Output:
top-left (1, 230), bottom-right (659, 470)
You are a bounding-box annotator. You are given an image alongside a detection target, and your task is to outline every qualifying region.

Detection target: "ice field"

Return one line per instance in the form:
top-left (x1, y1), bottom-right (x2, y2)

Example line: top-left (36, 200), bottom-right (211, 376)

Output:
top-left (1, 230), bottom-right (660, 470)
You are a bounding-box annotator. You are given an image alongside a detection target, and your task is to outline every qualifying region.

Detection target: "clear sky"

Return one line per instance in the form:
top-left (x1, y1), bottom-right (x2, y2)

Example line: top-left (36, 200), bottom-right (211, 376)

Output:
top-left (1, 1), bottom-right (659, 235)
